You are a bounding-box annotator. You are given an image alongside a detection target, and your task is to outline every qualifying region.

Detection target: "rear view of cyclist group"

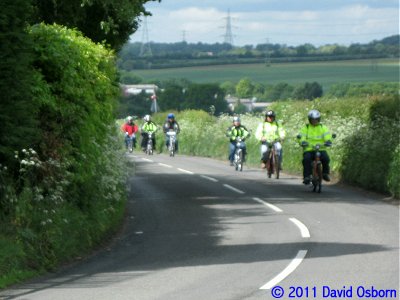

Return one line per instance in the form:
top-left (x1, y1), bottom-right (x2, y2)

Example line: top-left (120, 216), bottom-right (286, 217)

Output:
top-left (121, 109), bottom-right (334, 186)
top-left (227, 109), bottom-right (333, 185)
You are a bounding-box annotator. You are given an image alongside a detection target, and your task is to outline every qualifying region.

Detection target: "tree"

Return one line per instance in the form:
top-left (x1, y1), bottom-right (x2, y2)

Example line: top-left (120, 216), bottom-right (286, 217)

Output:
top-left (292, 82), bottom-right (323, 100)
top-left (220, 81), bottom-right (236, 96)
top-left (32, 0), bottom-right (160, 50)
top-left (0, 0), bottom-right (39, 165)
top-left (118, 92), bottom-right (151, 118)
top-left (235, 78), bottom-right (254, 98)
top-left (183, 83), bottom-right (227, 114)
top-left (158, 84), bottom-right (185, 111)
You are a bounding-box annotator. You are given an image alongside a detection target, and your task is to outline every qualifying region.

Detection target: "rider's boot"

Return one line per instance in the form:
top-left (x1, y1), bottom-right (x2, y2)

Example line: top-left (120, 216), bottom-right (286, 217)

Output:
top-left (323, 174), bottom-right (331, 181)
top-left (303, 176), bottom-right (311, 185)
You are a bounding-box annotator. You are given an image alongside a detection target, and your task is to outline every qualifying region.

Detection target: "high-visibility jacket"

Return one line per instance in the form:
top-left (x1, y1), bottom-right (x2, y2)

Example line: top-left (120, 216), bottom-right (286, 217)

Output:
top-left (298, 123), bottom-right (332, 152)
top-left (141, 121), bottom-right (158, 133)
top-left (226, 125), bottom-right (250, 142)
top-left (255, 121), bottom-right (285, 143)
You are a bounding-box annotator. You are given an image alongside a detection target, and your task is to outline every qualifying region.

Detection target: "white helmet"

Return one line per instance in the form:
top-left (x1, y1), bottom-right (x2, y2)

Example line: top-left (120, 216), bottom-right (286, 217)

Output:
top-left (233, 116), bottom-right (241, 123)
top-left (143, 115), bottom-right (151, 122)
top-left (126, 116), bottom-right (133, 122)
top-left (308, 110), bottom-right (321, 121)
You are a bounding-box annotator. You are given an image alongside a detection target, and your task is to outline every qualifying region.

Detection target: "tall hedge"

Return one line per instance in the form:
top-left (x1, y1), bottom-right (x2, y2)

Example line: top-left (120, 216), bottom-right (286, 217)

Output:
top-left (0, 0), bottom-right (38, 166)
top-left (1, 24), bottom-right (127, 285)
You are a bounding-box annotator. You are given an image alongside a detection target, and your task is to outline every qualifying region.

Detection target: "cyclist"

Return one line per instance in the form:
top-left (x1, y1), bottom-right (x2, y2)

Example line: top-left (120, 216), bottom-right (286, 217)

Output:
top-left (163, 113), bottom-right (181, 152)
top-left (140, 114), bottom-right (158, 151)
top-left (121, 116), bottom-right (138, 151)
top-left (255, 110), bottom-right (286, 169)
top-left (226, 116), bottom-right (250, 166)
top-left (297, 109), bottom-right (333, 185)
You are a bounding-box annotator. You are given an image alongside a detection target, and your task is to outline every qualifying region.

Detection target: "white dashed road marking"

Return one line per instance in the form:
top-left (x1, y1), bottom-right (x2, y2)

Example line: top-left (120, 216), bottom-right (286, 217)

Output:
top-left (223, 184), bottom-right (245, 194)
top-left (252, 197), bottom-right (283, 212)
top-left (289, 218), bottom-right (311, 238)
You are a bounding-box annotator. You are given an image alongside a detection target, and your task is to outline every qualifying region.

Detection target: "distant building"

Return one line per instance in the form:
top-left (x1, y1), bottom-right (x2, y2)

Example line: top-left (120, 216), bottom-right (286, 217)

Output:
top-left (225, 96), bottom-right (271, 112)
top-left (121, 84), bottom-right (159, 96)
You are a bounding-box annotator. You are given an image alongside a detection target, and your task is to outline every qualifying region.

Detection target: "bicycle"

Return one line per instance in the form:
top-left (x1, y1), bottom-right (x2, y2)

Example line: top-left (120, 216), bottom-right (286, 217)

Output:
top-left (265, 141), bottom-right (280, 179)
top-left (233, 137), bottom-right (244, 172)
top-left (145, 132), bottom-right (154, 155)
top-left (166, 131), bottom-right (177, 157)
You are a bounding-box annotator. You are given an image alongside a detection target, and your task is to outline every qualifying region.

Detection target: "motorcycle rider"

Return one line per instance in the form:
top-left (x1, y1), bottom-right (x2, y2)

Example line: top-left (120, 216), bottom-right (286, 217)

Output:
top-left (140, 114), bottom-right (158, 151)
top-left (226, 116), bottom-right (250, 166)
top-left (120, 116), bottom-right (138, 151)
top-left (163, 113), bottom-right (181, 152)
top-left (255, 110), bottom-right (286, 169)
top-left (297, 109), bottom-right (333, 185)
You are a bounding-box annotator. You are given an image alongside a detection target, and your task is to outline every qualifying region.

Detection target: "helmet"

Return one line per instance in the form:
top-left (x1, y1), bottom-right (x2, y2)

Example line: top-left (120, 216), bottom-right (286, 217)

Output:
top-left (308, 110), bottom-right (321, 122)
top-left (144, 115), bottom-right (151, 122)
top-left (265, 110), bottom-right (276, 118)
top-left (233, 116), bottom-right (241, 123)
top-left (126, 116), bottom-right (133, 122)
top-left (167, 113), bottom-right (175, 119)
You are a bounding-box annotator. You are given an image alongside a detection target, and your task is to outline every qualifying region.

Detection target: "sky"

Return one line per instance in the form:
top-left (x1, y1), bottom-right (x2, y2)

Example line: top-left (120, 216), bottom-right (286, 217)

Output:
top-left (129, 0), bottom-right (399, 46)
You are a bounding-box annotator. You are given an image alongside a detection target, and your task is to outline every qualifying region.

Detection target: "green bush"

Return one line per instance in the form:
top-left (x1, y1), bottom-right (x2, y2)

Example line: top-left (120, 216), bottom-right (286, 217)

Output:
top-left (0, 24), bottom-right (128, 287)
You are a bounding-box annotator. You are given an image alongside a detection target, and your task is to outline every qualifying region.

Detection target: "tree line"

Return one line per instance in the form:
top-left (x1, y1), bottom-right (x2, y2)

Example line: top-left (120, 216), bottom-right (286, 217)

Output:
top-left (118, 35), bottom-right (399, 70)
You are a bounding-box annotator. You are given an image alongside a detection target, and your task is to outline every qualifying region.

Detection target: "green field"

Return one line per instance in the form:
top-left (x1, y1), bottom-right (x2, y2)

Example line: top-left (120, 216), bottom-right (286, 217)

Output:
top-left (132, 59), bottom-right (399, 88)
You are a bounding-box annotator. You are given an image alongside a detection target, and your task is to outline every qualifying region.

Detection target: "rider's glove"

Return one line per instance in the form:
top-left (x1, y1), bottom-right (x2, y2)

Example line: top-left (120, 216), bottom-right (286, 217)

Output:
top-left (125, 132), bottom-right (129, 136)
top-left (301, 141), bottom-right (309, 147)
top-left (324, 141), bottom-right (332, 147)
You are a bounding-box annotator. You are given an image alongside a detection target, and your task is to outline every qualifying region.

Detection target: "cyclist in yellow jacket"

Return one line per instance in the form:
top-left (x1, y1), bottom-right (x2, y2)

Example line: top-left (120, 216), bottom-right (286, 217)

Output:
top-left (297, 110), bottom-right (333, 185)
top-left (255, 110), bottom-right (286, 169)
top-left (140, 115), bottom-right (158, 151)
top-left (226, 116), bottom-right (250, 166)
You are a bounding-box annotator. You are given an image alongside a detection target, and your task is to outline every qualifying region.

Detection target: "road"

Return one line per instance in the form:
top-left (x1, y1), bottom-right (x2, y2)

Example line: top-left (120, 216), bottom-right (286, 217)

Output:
top-left (1, 153), bottom-right (399, 300)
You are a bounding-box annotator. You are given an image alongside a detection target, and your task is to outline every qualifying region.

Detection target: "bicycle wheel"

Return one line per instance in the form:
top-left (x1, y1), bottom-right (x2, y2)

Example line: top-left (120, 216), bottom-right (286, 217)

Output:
top-left (312, 162), bottom-right (322, 193)
top-left (149, 144), bottom-right (153, 155)
top-left (274, 153), bottom-right (280, 179)
top-left (267, 151), bottom-right (274, 178)
top-left (316, 163), bottom-right (322, 193)
top-left (169, 141), bottom-right (175, 157)
top-left (238, 150), bottom-right (243, 171)
top-left (128, 139), bottom-right (133, 153)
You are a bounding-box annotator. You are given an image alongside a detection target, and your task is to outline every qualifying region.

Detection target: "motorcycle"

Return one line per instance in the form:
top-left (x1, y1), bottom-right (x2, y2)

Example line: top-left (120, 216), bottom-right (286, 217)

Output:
top-left (233, 137), bottom-right (244, 171)
top-left (166, 131), bottom-right (177, 157)
top-left (145, 132), bottom-right (154, 155)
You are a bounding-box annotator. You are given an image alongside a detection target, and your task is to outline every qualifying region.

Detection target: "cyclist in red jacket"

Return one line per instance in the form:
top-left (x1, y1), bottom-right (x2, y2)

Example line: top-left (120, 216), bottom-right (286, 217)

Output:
top-left (121, 116), bottom-right (138, 151)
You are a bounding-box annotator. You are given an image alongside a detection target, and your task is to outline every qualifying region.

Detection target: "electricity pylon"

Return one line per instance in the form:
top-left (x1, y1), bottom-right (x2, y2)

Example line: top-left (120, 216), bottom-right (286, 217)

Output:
top-left (140, 17), bottom-right (152, 57)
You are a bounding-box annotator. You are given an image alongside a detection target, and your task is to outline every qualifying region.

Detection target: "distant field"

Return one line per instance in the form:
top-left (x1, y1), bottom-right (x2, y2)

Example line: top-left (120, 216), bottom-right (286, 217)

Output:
top-left (132, 58), bottom-right (399, 88)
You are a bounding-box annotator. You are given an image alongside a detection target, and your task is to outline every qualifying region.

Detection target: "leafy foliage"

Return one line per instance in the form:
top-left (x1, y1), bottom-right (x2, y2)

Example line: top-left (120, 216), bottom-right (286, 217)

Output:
top-left (0, 24), bottom-right (128, 286)
top-left (32, 0), bottom-right (160, 50)
top-left (0, 0), bottom-right (38, 166)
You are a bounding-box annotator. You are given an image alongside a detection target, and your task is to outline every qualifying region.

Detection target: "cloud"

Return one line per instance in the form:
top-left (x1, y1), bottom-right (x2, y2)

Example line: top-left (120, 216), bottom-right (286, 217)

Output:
top-left (131, 4), bottom-right (398, 46)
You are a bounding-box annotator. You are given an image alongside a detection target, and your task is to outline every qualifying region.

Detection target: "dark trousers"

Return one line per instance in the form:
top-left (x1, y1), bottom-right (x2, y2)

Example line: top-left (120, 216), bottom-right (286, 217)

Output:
top-left (303, 151), bottom-right (330, 178)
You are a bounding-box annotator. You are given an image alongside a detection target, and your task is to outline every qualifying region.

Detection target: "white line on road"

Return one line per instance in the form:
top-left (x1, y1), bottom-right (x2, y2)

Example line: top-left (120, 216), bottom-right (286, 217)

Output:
top-left (259, 250), bottom-right (308, 289)
top-left (289, 218), bottom-right (311, 238)
top-left (200, 175), bottom-right (219, 182)
top-left (158, 163), bottom-right (173, 168)
top-left (252, 197), bottom-right (283, 212)
top-left (223, 184), bottom-right (245, 194)
top-left (141, 158), bottom-right (153, 162)
top-left (177, 168), bottom-right (194, 174)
